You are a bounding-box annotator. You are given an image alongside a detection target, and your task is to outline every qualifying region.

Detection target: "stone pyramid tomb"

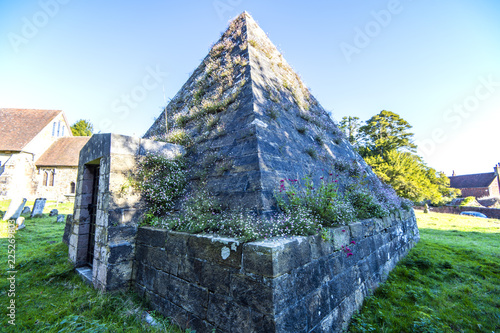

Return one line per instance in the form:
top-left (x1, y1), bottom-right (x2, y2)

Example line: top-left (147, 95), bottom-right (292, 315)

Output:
top-left (66, 12), bottom-right (419, 332)
top-left (144, 12), bottom-right (374, 213)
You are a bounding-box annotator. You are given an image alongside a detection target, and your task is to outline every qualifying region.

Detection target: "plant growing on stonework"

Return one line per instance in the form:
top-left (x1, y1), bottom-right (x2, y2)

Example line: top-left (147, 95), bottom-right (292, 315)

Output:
top-left (314, 134), bottom-right (324, 146)
top-left (275, 174), bottom-right (356, 226)
top-left (305, 147), bottom-right (317, 160)
top-left (346, 185), bottom-right (389, 219)
top-left (163, 129), bottom-right (191, 146)
top-left (296, 126), bottom-right (306, 134)
top-left (137, 154), bottom-right (187, 216)
top-left (160, 190), bottom-right (321, 242)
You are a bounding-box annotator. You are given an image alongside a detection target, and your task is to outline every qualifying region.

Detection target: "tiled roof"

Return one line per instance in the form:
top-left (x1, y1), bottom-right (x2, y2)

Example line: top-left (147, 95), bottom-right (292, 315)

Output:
top-left (0, 108), bottom-right (62, 151)
top-left (449, 172), bottom-right (497, 189)
top-left (35, 137), bottom-right (90, 166)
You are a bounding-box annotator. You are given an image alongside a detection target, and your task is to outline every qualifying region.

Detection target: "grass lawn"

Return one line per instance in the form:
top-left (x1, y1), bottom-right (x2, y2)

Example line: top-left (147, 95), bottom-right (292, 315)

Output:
top-left (1, 206), bottom-right (499, 332)
top-left (0, 214), bottom-right (183, 332)
top-left (349, 211), bottom-right (500, 332)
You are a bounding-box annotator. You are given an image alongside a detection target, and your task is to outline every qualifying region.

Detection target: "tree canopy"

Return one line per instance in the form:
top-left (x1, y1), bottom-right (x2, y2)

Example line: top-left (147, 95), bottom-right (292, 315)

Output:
top-left (340, 110), bottom-right (459, 205)
top-left (339, 116), bottom-right (362, 148)
top-left (71, 119), bottom-right (93, 136)
top-left (359, 110), bottom-right (417, 157)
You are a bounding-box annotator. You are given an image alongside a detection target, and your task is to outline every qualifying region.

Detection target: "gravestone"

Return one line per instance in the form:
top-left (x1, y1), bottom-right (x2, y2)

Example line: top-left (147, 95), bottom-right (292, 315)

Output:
top-left (49, 209), bottom-right (59, 216)
top-left (22, 206), bottom-right (31, 215)
top-left (16, 216), bottom-right (25, 230)
top-left (56, 215), bottom-right (65, 223)
top-left (62, 214), bottom-right (73, 245)
top-left (2, 197), bottom-right (27, 221)
top-left (31, 198), bottom-right (47, 218)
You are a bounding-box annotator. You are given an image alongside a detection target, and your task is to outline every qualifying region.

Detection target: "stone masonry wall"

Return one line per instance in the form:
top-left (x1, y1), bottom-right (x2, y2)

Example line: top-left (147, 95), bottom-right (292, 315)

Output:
top-left (67, 134), bottom-right (185, 291)
top-left (36, 166), bottom-right (78, 201)
top-left (134, 209), bottom-right (419, 332)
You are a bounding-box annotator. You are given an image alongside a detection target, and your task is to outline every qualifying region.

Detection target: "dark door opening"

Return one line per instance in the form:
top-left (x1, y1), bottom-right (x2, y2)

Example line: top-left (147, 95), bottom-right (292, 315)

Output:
top-left (86, 165), bottom-right (100, 267)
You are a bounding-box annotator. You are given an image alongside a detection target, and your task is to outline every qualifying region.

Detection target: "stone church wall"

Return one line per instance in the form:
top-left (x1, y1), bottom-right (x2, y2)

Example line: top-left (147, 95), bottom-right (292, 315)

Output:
top-left (36, 166), bottom-right (78, 201)
top-left (134, 210), bottom-right (419, 333)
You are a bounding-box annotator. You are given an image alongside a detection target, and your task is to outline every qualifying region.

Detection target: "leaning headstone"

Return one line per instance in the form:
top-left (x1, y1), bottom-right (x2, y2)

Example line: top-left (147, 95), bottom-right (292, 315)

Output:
top-left (62, 214), bottom-right (73, 246)
top-left (22, 206), bottom-right (31, 215)
top-left (49, 209), bottom-right (59, 217)
top-left (2, 198), bottom-right (27, 221)
top-left (56, 215), bottom-right (65, 223)
top-left (16, 216), bottom-right (25, 230)
top-left (31, 198), bottom-right (47, 218)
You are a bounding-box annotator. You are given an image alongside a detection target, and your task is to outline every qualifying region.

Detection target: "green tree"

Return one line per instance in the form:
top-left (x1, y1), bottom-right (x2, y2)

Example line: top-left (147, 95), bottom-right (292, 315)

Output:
top-left (339, 116), bottom-right (362, 148)
top-left (359, 110), bottom-right (416, 157)
top-left (341, 110), bottom-right (458, 205)
top-left (71, 119), bottom-right (93, 136)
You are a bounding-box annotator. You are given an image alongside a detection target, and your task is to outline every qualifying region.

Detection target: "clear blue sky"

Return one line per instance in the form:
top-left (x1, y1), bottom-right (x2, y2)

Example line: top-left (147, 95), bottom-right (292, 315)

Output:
top-left (1, 0), bottom-right (499, 175)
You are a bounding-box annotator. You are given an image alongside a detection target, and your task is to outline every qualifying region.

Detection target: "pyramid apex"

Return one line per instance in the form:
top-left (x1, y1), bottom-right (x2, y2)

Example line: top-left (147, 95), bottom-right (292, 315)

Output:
top-left (144, 12), bottom-right (393, 213)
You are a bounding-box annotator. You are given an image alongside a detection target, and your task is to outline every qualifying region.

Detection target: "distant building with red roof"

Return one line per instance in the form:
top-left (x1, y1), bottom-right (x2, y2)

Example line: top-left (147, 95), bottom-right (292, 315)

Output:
top-left (0, 108), bottom-right (90, 201)
top-left (449, 164), bottom-right (500, 198)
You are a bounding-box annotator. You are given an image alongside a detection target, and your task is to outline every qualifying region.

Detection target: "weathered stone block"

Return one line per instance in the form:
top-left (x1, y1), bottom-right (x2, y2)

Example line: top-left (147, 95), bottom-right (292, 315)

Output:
top-left (107, 225), bottom-right (137, 244)
top-left (200, 262), bottom-right (234, 295)
top-left (187, 234), bottom-right (242, 268)
top-left (177, 256), bottom-right (203, 284)
top-left (137, 227), bottom-right (167, 247)
top-left (243, 236), bottom-right (311, 277)
top-left (207, 293), bottom-right (252, 332)
top-left (308, 234), bottom-right (334, 260)
top-left (154, 270), bottom-right (170, 298)
top-left (165, 231), bottom-right (189, 255)
top-left (294, 261), bottom-right (323, 300)
top-left (168, 275), bottom-right (208, 318)
top-left (106, 261), bottom-right (133, 290)
top-left (231, 274), bottom-right (273, 314)
top-left (349, 222), bottom-right (364, 240)
top-left (275, 303), bottom-right (308, 333)
top-left (136, 263), bottom-right (157, 290)
top-left (267, 273), bottom-right (293, 312)
top-left (329, 227), bottom-right (350, 251)
top-left (108, 208), bottom-right (144, 226)
top-left (306, 285), bottom-right (331, 330)
top-left (108, 243), bottom-right (134, 264)
top-left (149, 247), bottom-right (178, 275)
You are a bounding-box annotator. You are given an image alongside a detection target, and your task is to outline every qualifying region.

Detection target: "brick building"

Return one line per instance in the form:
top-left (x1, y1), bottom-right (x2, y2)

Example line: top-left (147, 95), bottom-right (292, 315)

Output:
top-left (0, 108), bottom-right (90, 201)
top-left (449, 164), bottom-right (500, 198)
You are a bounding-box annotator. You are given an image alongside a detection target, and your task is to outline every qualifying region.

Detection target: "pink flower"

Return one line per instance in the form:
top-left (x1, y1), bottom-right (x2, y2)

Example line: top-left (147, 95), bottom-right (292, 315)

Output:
top-left (342, 229), bottom-right (345, 232)
top-left (351, 241), bottom-right (356, 244)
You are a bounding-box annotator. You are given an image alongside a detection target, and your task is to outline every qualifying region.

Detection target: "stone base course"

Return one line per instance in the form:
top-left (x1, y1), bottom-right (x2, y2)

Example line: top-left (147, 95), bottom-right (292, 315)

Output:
top-left (134, 209), bottom-right (419, 332)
